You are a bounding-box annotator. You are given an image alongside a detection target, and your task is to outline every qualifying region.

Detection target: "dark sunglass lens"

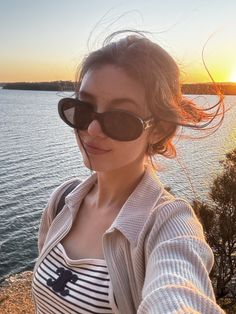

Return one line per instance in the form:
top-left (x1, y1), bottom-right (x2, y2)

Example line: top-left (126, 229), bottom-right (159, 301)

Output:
top-left (60, 99), bottom-right (76, 127)
top-left (74, 101), bottom-right (93, 130)
top-left (61, 99), bottom-right (93, 129)
top-left (102, 111), bottom-right (143, 141)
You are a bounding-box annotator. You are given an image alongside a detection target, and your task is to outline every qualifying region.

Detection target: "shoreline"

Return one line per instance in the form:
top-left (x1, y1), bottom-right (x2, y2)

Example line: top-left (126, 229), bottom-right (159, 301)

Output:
top-left (0, 271), bottom-right (35, 313)
top-left (2, 81), bottom-right (236, 95)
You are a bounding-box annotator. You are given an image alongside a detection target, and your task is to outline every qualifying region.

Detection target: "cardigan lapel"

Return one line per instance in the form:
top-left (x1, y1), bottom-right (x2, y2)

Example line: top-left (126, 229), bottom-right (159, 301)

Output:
top-left (65, 172), bottom-right (97, 219)
top-left (107, 169), bottom-right (165, 246)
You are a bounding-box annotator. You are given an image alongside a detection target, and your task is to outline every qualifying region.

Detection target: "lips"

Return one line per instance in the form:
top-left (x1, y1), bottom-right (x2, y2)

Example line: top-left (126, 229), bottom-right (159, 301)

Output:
top-left (83, 142), bottom-right (112, 155)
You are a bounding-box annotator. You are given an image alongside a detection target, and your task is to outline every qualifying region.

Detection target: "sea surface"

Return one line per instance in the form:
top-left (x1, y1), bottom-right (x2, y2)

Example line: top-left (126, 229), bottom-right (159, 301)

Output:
top-left (0, 89), bottom-right (236, 280)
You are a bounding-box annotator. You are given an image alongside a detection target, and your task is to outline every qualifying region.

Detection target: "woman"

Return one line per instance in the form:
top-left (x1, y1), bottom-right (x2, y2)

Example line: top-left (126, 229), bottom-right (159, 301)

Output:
top-left (32, 31), bottom-right (225, 313)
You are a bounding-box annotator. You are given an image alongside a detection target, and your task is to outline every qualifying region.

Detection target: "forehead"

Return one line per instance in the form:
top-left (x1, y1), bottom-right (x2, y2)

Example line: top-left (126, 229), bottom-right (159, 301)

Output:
top-left (79, 64), bottom-right (147, 112)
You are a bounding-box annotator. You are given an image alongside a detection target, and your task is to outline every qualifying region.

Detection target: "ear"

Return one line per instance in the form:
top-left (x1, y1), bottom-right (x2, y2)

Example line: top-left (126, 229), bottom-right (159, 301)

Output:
top-left (148, 127), bottom-right (165, 145)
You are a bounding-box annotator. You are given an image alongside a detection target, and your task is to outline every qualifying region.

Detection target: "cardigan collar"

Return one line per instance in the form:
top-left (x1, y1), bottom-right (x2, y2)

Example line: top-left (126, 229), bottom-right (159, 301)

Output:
top-left (65, 168), bottom-right (165, 246)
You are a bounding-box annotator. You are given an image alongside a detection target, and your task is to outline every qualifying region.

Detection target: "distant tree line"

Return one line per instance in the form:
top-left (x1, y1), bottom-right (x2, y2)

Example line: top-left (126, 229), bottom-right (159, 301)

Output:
top-left (2, 81), bottom-right (236, 94)
top-left (2, 81), bottom-right (74, 91)
top-left (182, 83), bottom-right (236, 95)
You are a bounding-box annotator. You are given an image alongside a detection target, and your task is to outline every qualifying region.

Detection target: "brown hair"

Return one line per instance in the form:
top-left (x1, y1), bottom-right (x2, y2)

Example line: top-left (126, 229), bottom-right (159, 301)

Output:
top-left (75, 30), bottom-right (224, 164)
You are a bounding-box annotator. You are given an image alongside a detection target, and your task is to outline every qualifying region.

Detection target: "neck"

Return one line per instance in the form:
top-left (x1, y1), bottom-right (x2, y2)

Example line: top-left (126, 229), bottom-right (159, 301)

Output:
top-left (90, 162), bottom-right (148, 212)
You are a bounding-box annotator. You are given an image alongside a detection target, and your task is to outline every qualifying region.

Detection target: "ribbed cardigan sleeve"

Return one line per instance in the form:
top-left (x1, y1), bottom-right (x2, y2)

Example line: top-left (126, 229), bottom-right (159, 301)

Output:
top-left (137, 200), bottom-right (225, 314)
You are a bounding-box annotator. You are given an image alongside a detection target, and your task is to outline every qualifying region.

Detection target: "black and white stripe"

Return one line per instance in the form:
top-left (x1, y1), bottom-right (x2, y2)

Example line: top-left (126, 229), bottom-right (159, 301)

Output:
top-left (32, 243), bottom-right (118, 314)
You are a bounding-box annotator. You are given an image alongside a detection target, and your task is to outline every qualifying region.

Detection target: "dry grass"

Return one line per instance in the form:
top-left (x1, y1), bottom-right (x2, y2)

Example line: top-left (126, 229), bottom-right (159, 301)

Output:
top-left (0, 271), bottom-right (35, 314)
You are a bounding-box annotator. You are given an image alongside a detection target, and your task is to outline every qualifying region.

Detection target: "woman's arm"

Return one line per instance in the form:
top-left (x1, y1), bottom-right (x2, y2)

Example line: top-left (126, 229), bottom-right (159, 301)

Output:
top-left (138, 201), bottom-right (225, 314)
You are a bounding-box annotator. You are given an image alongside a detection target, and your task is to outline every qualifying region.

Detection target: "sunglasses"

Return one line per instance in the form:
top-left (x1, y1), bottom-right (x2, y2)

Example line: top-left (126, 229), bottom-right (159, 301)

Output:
top-left (58, 98), bottom-right (153, 141)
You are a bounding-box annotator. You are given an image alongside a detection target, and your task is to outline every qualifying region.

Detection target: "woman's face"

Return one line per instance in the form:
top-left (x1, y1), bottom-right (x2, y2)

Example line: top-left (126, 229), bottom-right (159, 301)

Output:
top-left (75, 64), bottom-right (151, 173)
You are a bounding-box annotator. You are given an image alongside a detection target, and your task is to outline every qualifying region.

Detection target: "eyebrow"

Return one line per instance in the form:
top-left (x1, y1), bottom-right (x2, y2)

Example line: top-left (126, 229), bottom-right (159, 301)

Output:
top-left (78, 90), bottom-right (140, 110)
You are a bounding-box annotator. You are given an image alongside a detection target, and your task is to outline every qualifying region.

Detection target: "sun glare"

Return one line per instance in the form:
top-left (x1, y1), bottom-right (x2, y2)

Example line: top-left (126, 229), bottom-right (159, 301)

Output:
top-left (229, 69), bottom-right (236, 83)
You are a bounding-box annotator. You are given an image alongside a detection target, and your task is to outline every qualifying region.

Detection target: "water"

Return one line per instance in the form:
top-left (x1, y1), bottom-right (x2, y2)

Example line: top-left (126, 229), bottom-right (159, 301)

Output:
top-left (0, 89), bottom-right (236, 281)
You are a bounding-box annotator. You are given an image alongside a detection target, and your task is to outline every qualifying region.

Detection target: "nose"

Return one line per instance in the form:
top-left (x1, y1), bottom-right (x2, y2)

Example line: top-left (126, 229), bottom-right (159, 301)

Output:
top-left (87, 119), bottom-right (106, 138)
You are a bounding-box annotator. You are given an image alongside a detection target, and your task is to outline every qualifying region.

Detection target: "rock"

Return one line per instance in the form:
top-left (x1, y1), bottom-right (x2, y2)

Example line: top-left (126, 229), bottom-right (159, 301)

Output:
top-left (0, 271), bottom-right (35, 314)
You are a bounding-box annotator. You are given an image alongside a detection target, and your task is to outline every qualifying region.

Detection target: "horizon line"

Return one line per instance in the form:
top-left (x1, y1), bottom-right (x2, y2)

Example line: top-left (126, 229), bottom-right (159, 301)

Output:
top-left (1, 80), bottom-right (236, 85)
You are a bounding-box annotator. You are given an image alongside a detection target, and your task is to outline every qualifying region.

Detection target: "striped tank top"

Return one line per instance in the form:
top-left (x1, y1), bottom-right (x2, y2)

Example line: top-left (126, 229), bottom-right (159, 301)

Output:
top-left (32, 242), bottom-right (118, 314)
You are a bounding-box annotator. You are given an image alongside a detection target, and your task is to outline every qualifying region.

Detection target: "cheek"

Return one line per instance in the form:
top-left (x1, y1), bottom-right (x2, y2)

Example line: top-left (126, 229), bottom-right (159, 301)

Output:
top-left (115, 136), bottom-right (149, 159)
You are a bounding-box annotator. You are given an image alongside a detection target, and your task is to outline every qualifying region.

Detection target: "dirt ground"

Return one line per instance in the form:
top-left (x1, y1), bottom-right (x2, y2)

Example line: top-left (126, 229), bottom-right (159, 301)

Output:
top-left (0, 271), bottom-right (35, 314)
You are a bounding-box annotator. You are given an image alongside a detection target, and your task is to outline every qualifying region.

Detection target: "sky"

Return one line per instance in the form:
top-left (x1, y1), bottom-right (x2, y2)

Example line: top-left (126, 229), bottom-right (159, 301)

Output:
top-left (1, 0), bottom-right (236, 83)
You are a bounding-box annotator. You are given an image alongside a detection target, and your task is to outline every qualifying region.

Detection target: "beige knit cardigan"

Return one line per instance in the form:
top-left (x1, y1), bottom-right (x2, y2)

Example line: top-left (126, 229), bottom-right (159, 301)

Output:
top-left (33, 169), bottom-right (225, 313)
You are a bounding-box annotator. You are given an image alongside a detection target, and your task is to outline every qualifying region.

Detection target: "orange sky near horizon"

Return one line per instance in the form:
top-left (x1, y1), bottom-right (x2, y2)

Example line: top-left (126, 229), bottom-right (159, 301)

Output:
top-left (1, 59), bottom-right (235, 84)
top-left (1, 0), bottom-right (236, 84)
top-left (1, 55), bottom-right (235, 84)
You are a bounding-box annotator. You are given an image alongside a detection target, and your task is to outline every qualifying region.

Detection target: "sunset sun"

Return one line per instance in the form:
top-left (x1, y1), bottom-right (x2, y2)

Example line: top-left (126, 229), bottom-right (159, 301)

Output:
top-left (229, 69), bottom-right (236, 83)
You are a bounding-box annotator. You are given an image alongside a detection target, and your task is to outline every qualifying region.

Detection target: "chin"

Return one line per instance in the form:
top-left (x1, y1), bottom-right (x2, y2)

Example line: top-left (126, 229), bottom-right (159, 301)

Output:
top-left (82, 155), bottom-right (104, 172)
top-left (83, 160), bottom-right (110, 172)
top-left (82, 156), bottom-right (112, 172)
top-left (80, 147), bottom-right (147, 173)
